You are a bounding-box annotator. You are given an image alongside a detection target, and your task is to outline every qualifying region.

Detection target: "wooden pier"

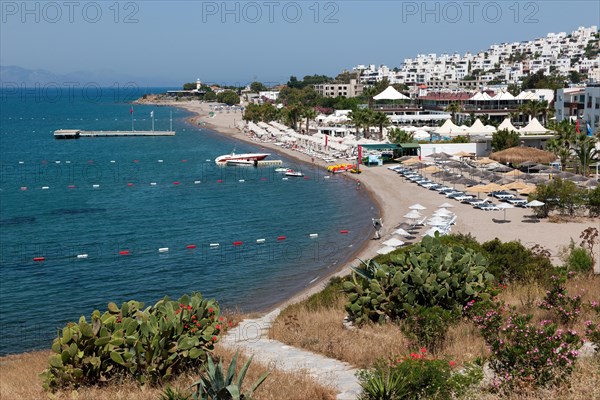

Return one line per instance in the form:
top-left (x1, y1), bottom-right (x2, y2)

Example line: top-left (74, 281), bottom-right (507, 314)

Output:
top-left (54, 129), bottom-right (175, 139)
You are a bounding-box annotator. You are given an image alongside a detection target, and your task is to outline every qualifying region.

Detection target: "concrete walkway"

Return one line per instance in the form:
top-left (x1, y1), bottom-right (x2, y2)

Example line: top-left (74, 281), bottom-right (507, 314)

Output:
top-left (221, 309), bottom-right (362, 400)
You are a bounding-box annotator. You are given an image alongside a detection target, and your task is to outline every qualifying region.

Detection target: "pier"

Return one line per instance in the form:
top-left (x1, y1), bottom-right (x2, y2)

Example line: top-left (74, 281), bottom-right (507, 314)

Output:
top-left (54, 129), bottom-right (175, 139)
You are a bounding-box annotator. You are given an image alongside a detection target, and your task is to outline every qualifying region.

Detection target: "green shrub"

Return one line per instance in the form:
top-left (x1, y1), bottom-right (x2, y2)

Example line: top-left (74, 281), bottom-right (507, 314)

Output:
top-left (481, 239), bottom-right (552, 284)
top-left (539, 274), bottom-right (583, 326)
top-left (357, 352), bottom-right (481, 400)
top-left (400, 306), bottom-right (456, 354)
top-left (190, 351), bottom-right (268, 400)
top-left (41, 293), bottom-right (225, 389)
top-left (567, 247), bottom-right (593, 273)
top-left (343, 235), bottom-right (496, 325)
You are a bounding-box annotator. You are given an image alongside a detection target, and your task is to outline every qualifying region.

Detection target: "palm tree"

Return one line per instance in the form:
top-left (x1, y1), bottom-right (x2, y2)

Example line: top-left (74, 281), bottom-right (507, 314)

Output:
top-left (519, 100), bottom-right (544, 123)
top-left (371, 111), bottom-right (391, 140)
top-left (572, 135), bottom-right (599, 176)
top-left (285, 104), bottom-right (302, 131)
top-left (388, 128), bottom-right (415, 144)
top-left (301, 107), bottom-right (317, 135)
top-left (545, 137), bottom-right (572, 171)
top-left (445, 102), bottom-right (462, 123)
top-left (362, 87), bottom-right (379, 109)
top-left (348, 109), bottom-right (366, 139)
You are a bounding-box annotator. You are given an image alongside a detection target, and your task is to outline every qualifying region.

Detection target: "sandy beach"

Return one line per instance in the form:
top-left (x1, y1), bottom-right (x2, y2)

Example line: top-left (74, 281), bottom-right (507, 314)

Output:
top-left (141, 98), bottom-right (600, 309)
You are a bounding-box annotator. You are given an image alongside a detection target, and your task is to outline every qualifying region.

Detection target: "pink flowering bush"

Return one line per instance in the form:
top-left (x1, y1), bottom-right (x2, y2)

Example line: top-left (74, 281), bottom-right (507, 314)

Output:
top-left (539, 275), bottom-right (582, 326)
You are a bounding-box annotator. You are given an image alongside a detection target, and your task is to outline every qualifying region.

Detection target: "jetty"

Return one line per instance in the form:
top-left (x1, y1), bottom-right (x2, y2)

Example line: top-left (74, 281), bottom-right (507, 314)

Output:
top-left (54, 129), bottom-right (175, 139)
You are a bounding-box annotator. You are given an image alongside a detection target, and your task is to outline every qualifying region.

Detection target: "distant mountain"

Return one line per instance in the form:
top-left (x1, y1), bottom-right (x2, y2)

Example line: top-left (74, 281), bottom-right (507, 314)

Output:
top-left (0, 65), bottom-right (178, 87)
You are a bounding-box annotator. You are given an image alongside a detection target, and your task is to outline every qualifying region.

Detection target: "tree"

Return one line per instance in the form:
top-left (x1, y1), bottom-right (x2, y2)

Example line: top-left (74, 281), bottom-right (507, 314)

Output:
top-left (284, 104), bottom-right (302, 130)
top-left (491, 129), bottom-right (520, 152)
top-left (183, 82), bottom-right (196, 90)
top-left (250, 81), bottom-right (267, 93)
top-left (572, 136), bottom-right (599, 176)
top-left (546, 119), bottom-right (576, 171)
top-left (348, 109), bottom-right (367, 139)
top-left (203, 90), bottom-right (217, 102)
top-left (371, 111), bottom-right (390, 140)
top-left (217, 90), bottom-right (240, 106)
top-left (445, 102), bottom-right (462, 123)
top-left (388, 128), bottom-right (415, 144)
top-left (301, 106), bottom-right (317, 135)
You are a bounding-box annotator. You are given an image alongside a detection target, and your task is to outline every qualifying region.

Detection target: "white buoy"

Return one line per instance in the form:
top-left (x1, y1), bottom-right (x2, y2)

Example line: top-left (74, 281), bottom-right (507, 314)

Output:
top-left (209, 243), bottom-right (220, 248)
top-left (150, 182), bottom-right (157, 186)
top-left (282, 177), bottom-right (288, 180)
top-left (205, 159), bottom-right (211, 162)
top-left (194, 180), bottom-right (201, 184)
top-left (256, 239), bottom-right (266, 244)
top-left (110, 160), bottom-right (116, 163)
top-left (158, 247), bottom-right (169, 253)
top-left (324, 176), bottom-right (330, 179)
top-left (65, 161), bottom-right (70, 164)
top-left (158, 160), bottom-right (163, 163)
top-left (239, 179), bottom-right (245, 182)
top-left (18, 161), bottom-right (24, 164)
top-left (55, 161), bottom-right (61, 164)
top-left (41, 186), bottom-right (49, 190)
top-left (92, 184), bottom-right (100, 188)
top-left (77, 254), bottom-right (88, 259)
top-left (309, 233), bottom-right (318, 238)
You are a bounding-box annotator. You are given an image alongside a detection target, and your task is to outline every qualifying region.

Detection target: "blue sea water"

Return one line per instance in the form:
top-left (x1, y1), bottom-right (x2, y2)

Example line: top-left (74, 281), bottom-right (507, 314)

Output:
top-left (0, 87), bottom-right (377, 355)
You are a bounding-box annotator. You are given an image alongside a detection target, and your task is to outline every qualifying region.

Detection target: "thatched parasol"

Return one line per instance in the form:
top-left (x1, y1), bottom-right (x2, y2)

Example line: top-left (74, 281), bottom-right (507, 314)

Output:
top-left (518, 185), bottom-right (537, 195)
top-left (454, 151), bottom-right (475, 157)
top-left (504, 169), bottom-right (524, 177)
top-left (396, 156), bottom-right (417, 162)
top-left (502, 181), bottom-right (530, 191)
top-left (490, 146), bottom-right (557, 165)
top-left (429, 152), bottom-right (453, 160)
top-left (493, 165), bottom-right (513, 173)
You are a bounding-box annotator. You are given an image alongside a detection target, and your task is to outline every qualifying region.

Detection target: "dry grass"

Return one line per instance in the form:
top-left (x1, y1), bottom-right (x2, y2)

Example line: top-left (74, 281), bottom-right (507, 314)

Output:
top-left (0, 346), bottom-right (335, 400)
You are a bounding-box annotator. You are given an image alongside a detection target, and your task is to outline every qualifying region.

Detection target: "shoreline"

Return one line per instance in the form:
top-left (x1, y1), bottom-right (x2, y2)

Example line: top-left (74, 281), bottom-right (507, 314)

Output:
top-left (171, 101), bottom-right (387, 311)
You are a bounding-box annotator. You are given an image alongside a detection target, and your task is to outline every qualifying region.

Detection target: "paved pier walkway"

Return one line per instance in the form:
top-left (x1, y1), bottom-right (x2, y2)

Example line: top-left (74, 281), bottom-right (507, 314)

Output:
top-left (221, 309), bottom-right (362, 400)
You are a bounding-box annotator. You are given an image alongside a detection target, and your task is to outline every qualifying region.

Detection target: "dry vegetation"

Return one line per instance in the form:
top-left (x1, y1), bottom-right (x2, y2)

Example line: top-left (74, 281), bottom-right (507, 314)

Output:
top-left (270, 273), bottom-right (600, 397)
top-left (0, 345), bottom-right (335, 400)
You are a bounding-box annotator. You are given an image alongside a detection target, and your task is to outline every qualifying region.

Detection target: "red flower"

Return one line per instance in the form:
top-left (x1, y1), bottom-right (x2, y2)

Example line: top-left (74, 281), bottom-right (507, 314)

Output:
top-left (179, 303), bottom-right (184, 308)
top-left (212, 336), bottom-right (217, 342)
top-left (209, 308), bottom-right (213, 313)
top-left (184, 325), bottom-right (188, 329)
top-left (219, 317), bottom-right (224, 321)
top-left (449, 361), bottom-right (456, 367)
top-left (187, 305), bottom-right (192, 311)
top-left (216, 324), bottom-right (221, 330)
top-left (420, 348), bottom-right (426, 354)
top-left (196, 322), bottom-right (201, 327)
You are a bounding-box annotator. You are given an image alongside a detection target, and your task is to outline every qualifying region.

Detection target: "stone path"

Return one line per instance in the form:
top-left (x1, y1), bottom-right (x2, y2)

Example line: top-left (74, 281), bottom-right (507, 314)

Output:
top-left (221, 309), bottom-right (362, 400)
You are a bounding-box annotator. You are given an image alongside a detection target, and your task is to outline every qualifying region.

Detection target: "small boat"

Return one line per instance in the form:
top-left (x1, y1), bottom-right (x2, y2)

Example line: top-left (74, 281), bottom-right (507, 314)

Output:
top-left (275, 167), bottom-right (290, 173)
top-left (285, 170), bottom-right (304, 177)
top-left (215, 148), bottom-right (270, 165)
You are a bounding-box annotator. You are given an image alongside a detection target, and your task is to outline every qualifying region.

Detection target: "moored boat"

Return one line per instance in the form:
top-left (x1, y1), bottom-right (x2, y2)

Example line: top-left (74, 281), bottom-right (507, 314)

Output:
top-left (285, 170), bottom-right (304, 177)
top-left (215, 149), bottom-right (270, 165)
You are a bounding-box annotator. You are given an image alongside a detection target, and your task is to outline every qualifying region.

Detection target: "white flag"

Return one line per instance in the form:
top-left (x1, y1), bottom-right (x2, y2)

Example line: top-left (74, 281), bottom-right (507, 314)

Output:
top-left (150, 111), bottom-right (154, 117)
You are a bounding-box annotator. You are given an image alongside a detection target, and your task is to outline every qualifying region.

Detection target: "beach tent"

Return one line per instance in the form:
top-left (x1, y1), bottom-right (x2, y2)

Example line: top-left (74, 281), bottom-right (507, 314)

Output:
top-left (492, 90), bottom-right (515, 101)
top-left (497, 118), bottom-right (519, 133)
top-left (468, 119), bottom-right (490, 135)
top-left (413, 130), bottom-right (431, 140)
top-left (519, 118), bottom-right (549, 134)
top-left (435, 119), bottom-right (462, 137)
top-left (373, 86), bottom-right (409, 100)
top-left (469, 92), bottom-right (494, 101)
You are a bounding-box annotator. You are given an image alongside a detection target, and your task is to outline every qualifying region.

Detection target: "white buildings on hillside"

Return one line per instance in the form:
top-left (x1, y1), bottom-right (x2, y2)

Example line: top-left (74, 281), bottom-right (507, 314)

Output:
top-left (555, 84), bottom-right (600, 133)
top-left (353, 26), bottom-right (599, 88)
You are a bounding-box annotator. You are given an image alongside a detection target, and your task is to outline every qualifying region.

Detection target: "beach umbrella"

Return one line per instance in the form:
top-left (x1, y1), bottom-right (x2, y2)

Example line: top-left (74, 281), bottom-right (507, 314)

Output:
top-left (423, 227), bottom-right (444, 237)
top-left (422, 166), bottom-right (442, 173)
top-left (518, 185), bottom-right (537, 195)
top-left (454, 151), bottom-right (474, 158)
top-left (492, 165), bottom-right (513, 173)
top-left (427, 217), bottom-right (448, 226)
top-left (433, 208), bottom-right (453, 217)
top-left (383, 238), bottom-right (405, 247)
top-left (467, 184), bottom-right (491, 194)
top-left (579, 179), bottom-right (599, 188)
top-left (496, 203), bottom-right (515, 222)
top-left (484, 183), bottom-right (504, 192)
top-left (489, 147), bottom-right (557, 165)
top-left (394, 228), bottom-right (412, 236)
top-left (409, 204), bottom-right (427, 210)
top-left (569, 175), bottom-right (588, 182)
top-left (502, 181), bottom-right (529, 191)
top-left (404, 210), bottom-right (422, 219)
top-left (438, 202), bottom-right (454, 208)
top-left (504, 169), bottom-right (524, 177)
top-left (526, 200), bottom-right (545, 207)
top-left (403, 158), bottom-right (424, 165)
top-left (376, 246), bottom-right (396, 255)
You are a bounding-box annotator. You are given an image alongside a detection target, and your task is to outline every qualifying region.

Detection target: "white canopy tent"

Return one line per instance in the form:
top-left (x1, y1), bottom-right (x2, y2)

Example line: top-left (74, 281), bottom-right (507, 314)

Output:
top-left (492, 90), bottom-right (515, 100)
top-left (373, 86), bottom-right (410, 100)
top-left (519, 118), bottom-right (549, 134)
top-left (468, 119), bottom-right (490, 135)
top-left (470, 92), bottom-right (494, 101)
top-left (497, 118), bottom-right (519, 133)
top-left (434, 119), bottom-right (463, 137)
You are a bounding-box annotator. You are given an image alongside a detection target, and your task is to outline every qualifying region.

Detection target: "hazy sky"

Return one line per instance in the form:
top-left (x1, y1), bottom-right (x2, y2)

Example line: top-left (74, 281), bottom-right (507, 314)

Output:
top-left (1, 0), bottom-right (599, 85)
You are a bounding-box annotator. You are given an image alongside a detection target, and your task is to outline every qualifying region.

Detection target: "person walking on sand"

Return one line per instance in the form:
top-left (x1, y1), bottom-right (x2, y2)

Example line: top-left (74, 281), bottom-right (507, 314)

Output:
top-left (356, 180), bottom-right (361, 190)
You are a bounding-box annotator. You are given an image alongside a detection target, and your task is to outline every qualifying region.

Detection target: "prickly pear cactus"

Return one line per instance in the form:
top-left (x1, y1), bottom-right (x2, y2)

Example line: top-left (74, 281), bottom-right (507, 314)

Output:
top-left (343, 235), bottom-right (495, 325)
top-left (41, 292), bottom-right (227, 389)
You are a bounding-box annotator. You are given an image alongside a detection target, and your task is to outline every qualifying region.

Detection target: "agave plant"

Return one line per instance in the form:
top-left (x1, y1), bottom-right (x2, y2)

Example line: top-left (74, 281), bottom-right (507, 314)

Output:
top-left (191, 352), bottom-right (269, 400)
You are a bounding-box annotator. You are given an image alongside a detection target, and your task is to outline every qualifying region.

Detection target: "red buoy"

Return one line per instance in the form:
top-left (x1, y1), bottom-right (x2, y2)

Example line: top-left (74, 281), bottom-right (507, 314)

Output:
top-left (340, 230), bottom-right (349, 234)
top-left (68, 185), bottom-right (76, 189)
top-left (133, 160), bottom-right (139, 163)
top-left (277, 236), bottom-right (286, 241)
top-left (186, 244), bottom-right (197, 249)
top-left (20, 187), bottom-right (27, 191)
top-left (173, 181), bottom-right (180, 185)
top-left (119, 250), bottom-right (130, 256)
top-left (181, 159), bottom-right (187, 163)
top-left (260, 177), bottom-right (267, 181)
top-left (127, 183), bottom-right (134, 187)
top-left (304, 176), bottom-right (310, 180)
top-left (217, 179), bottom-right (223, 183)
top-left (233, 241), bottom-right (243, 246)
top-left (33, 257), bottom-right (45, 262)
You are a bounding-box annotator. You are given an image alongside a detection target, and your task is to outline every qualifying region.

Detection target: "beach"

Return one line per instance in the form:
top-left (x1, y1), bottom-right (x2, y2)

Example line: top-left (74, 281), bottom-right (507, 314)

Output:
top-left (144, 99), bottom-right (600, 309)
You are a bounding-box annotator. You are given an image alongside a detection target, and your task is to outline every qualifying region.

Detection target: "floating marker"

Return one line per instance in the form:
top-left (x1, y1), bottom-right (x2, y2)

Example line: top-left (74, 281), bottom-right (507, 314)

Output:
top-left (65, 161), bottom-right (70, 164)
top-left (210, 243), bottom-right (220, 248)
top-left (68, 185), bottom-right (76, 189)
top-left (324, 176), bottom-right (330, 179)
top-left (158, 247), bottom-right (169, 253)
top-left (309, 233), bottom-right (318, 238)
top-left (340, 230), bottom-right (349, 234)
top-left (181, 159), bottom-right (187, 162)
top-left (173, 181), bottom-right (180, 185)
top-left (20, 186), bottom-right (28, 191)
top-left (110, 160), bottom-right (116, 163)
top-left (239, 179), bottom-right (245, 182)
top-left (233, 241), bottom-right (243, 246)
top-left (186, 244), bottom-right (197, 249)
top-left (158, 160), bottom-right (163, 163)
top-left (304, 176), bottom-right (309, 180)
top-left (33, 257), bottom-right (45, 262)
top-left (93, 184), bottom-right (100, 188)
top-left (133, 160), bottom-right (139, 163)
top-left (256, 239), bottom-right (266, 244)
top-left (205, 159), bottom-right (211, 162)
top-left (277, 236), bottom-right (286, 241)
top-left (55, 161), bottom-right (61, 164)
top-left (18, 161), bottom-right (24, 164)
top-left (119, 250), bottom-right (130, 256)
top-left (127, 183), bottom-right (134, 187)
top-left (217, 179), bottom-right (223, 183)
top-left (282, 177), bottom-right (288, 180)
top-left (77, 254), bottom-right (88, 259)
top-left (150, 182), bottom-right (157, 186)
top-left (41, 186), bottom-right (49, 190)
top-left (260, 177), bottom-right (267, 181)
top-left (194, 180), bottom-right (201, 184)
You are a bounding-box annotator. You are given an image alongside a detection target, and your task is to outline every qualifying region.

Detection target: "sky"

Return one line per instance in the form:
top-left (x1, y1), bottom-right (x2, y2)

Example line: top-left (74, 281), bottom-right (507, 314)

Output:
top-left (1, 0), bottom-right (599, 86)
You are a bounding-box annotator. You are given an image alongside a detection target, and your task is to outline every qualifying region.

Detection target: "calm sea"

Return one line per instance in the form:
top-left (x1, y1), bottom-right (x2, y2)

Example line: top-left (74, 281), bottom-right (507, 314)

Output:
top-left (0, 87), bottom-right (377, 355)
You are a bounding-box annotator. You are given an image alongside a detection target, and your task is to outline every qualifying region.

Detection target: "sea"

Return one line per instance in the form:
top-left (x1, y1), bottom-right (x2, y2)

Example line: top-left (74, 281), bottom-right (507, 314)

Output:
top-left (0, 87), bottom-right (377, 355)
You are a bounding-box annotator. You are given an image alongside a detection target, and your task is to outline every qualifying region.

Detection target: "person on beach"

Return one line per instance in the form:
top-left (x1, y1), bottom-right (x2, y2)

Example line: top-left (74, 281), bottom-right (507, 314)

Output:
top-left (356, 180), bottom-right (361, 190)
top-left (372, 218), bottom-right (383, 240)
